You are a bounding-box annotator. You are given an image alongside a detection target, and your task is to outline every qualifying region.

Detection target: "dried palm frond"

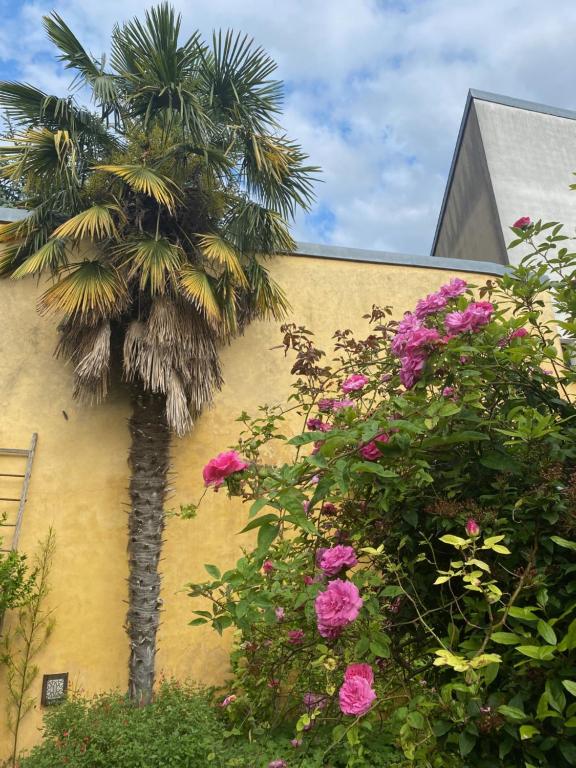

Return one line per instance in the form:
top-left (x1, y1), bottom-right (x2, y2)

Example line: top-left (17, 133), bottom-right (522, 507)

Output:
top-left (39, 260), bottom-right (127, 319)
top-left (123, 297), bottom-right (223, 433)
top-left (56, 319), bottom-right (111, 401)
top-left (165, 370), bottom-right (191, 436)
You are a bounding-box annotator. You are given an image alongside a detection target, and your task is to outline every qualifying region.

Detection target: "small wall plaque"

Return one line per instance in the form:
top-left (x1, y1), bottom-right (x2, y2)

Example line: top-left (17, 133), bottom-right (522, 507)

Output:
top-left (41, 673), bottom-right (68, 706)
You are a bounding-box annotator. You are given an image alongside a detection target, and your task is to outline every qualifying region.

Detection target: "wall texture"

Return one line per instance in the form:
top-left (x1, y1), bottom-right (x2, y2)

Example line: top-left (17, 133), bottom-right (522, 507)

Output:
top-left (0, 250), bottom-right (502, 756)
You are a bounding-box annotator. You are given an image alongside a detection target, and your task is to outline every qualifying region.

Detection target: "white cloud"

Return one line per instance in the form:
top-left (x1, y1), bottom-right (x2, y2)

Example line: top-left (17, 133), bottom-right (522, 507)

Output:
top-left (3, 0), bottom-right (576, 254)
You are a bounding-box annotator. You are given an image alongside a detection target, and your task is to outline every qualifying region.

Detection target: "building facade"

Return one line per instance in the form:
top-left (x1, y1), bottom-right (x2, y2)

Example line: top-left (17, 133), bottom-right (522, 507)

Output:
top-left (1, 88), bottom-right (572, 756)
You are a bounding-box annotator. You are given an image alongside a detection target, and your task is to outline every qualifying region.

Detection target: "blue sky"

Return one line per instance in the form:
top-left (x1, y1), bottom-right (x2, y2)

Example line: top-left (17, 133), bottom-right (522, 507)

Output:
top-left (1, 0), bottom-right (576, 254)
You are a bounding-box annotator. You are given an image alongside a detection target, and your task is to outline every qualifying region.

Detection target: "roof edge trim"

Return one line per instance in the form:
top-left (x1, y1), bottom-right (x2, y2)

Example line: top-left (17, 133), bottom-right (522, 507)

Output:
top-left (296, 241), bottom-right (506, 276)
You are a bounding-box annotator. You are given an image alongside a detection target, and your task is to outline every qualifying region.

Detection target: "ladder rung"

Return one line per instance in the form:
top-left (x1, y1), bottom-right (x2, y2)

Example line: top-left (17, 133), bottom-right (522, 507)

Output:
top-left (0, 497), bottom-right (20, 502)
top-left (0, 473), bottom-right (25, 478)
top-left (0, 448), bottom-right (29, 456)
top-left (0, 523), bottom-right (16, 527)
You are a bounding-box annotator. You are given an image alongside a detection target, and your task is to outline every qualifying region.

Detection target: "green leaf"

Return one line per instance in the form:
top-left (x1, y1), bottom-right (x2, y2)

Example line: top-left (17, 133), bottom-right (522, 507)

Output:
top-left (189, 617), bottom-right (208, 626)
top-left (204, 564), bottom-right (221, 579)
top-left (256, 522), bottom-right (279, 557)
top-left (537, 620), bottom-right (557, 645)
top-left (239, 513), bottom-right (279, 533)
top-left (439, 535), bottom-right (467, 548)
top-left (249, 498), bottom-right (269, 519)
top-left (507, 606), bottom-right (539, 621)
top-left (370, 639), bottom-right (390, 658)
top-left (459, 730), bottom-right (476, 757)
top-left (491, 632), bottom-right (522, 645)
top-left (519, 725), bottom-right (539, 740)
top-left (516, 645), bottom-right (556, 660)
top-left (562, 680), bottom-right (576, 696)
top-left (407, 711), bottom-right (425, 730)
top-left (498, 704), bottom-right (527, 721)
top-left (350, 461), bottom-right (398, 479)
top-left (550, 535), bottom-right (576, 551)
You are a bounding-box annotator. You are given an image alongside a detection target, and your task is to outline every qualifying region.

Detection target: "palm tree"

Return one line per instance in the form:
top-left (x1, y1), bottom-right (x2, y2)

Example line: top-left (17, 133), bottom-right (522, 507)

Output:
top-left (0, 4), bottom-right (317, 704)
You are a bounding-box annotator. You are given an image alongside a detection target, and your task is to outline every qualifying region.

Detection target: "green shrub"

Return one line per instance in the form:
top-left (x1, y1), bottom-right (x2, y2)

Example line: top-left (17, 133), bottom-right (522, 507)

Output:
top-left (189, 219), bottom-right (576, 767)
top-left (17, 681), bottom-right (402, 767)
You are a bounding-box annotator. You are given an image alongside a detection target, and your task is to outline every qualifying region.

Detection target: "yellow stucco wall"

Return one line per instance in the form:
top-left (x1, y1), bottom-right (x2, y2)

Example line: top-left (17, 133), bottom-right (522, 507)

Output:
top-left (0, 253), bottom-right (498, 756)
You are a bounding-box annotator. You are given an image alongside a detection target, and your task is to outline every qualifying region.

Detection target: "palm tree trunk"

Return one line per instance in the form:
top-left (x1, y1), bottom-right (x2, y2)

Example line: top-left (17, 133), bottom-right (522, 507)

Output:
top-left (127, 387), bottom-right (170, 704)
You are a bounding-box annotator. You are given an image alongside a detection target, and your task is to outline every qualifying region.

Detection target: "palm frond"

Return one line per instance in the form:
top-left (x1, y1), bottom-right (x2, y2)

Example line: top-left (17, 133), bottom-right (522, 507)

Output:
top-left (52, 204), bottom-right (120, 240)
top-left (0, 243), bottom-right (29, 276)
top-left (119, 236), bottom-right (183, 293)
top-left (201, 30), bottom-right (282, 132)
top-left (244, 258), bottom-right (291, 321)
top-left (110, 4), bottom-right (208, 138)
top-left (178, 265), bottom-right (220, 321)
top-left (196, 232), bottom-right (247, 286)
top-left (224, 200), bottom-right (296, 255)
top-left (0, 82), bottom-right (118, 151)
top-left (0, 216), bottom-right (33, 243)
top-left (11, 238), bottom-right (70, 278)
top-left (43, 12), bottom-right (102, 82)
top-left (39, 260), bottom-right (127, 318)
top-left (94, 164), bottom-right (179, 208)
top-left (213, 271), bottom-right (239, 338)
top-left (43, 14), bottom-right (121, 120)
top-left (242, 133), bottom-right (318, 218)
top-left (0, 127), bottom-right (77, 182)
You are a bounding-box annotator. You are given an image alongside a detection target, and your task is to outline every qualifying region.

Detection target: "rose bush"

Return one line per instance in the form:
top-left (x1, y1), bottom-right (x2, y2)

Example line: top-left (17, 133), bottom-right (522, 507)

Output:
top-left (188, 219), bottom-right (576, 767)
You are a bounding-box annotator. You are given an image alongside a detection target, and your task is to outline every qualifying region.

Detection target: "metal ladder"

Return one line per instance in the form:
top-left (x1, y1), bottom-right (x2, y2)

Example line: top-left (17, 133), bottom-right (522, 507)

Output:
top-left (0, 433), bottom-right (38, 553)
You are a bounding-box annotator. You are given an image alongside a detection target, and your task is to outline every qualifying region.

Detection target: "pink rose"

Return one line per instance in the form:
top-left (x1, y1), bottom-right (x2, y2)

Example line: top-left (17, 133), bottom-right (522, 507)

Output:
top-left (332, 398), bottom-right (355, 410)
top-left (445, 302), bottom-right (493, 335)
top-left (399, 353), bottom-right (427, 389)
top-left (287, 629), bottom-right (305, 644)
top-left (290, 738), bottom-right (302, 748)
top-left (414, 291), bottom-right (447, 319)
top-left (465, 519), bottom-right (480, 537)
top-left (442, 386), bottom-right (455, 398)
top-left (510, 327), bottom-right (528, 339)
top-left (306, 417), bottom-right (332, 432)
top-left (339, 675), bottom-right (377, 716)
top-left (262, 559), bottom-right (274, 575)
top-left (202, 450), bottom-right (249, 487)
top-left (319, 545), bottom-right (358, 576)
top-left (359, 433), bottom-right (389, 461)
top-left (344, 663), bottom-right (374, 684)
top-left (513, 216), bottom-right (531, 230)
top-left (275, 606), bottom-right (285, 621)
top-left (315, 579), bottom-right (363, 637)
top-left (439, 278), bottom-right (468, 299)
top-left (317, 398), bottom-right (334, 412)
top-left (360, 441), bottom-right (382, 461)
top-left (268, 760), bottom-right (286, 768)
top-left (342, 374), bottom-right (369, 393)
top-left (220, 694), bottom-right (237, 707)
